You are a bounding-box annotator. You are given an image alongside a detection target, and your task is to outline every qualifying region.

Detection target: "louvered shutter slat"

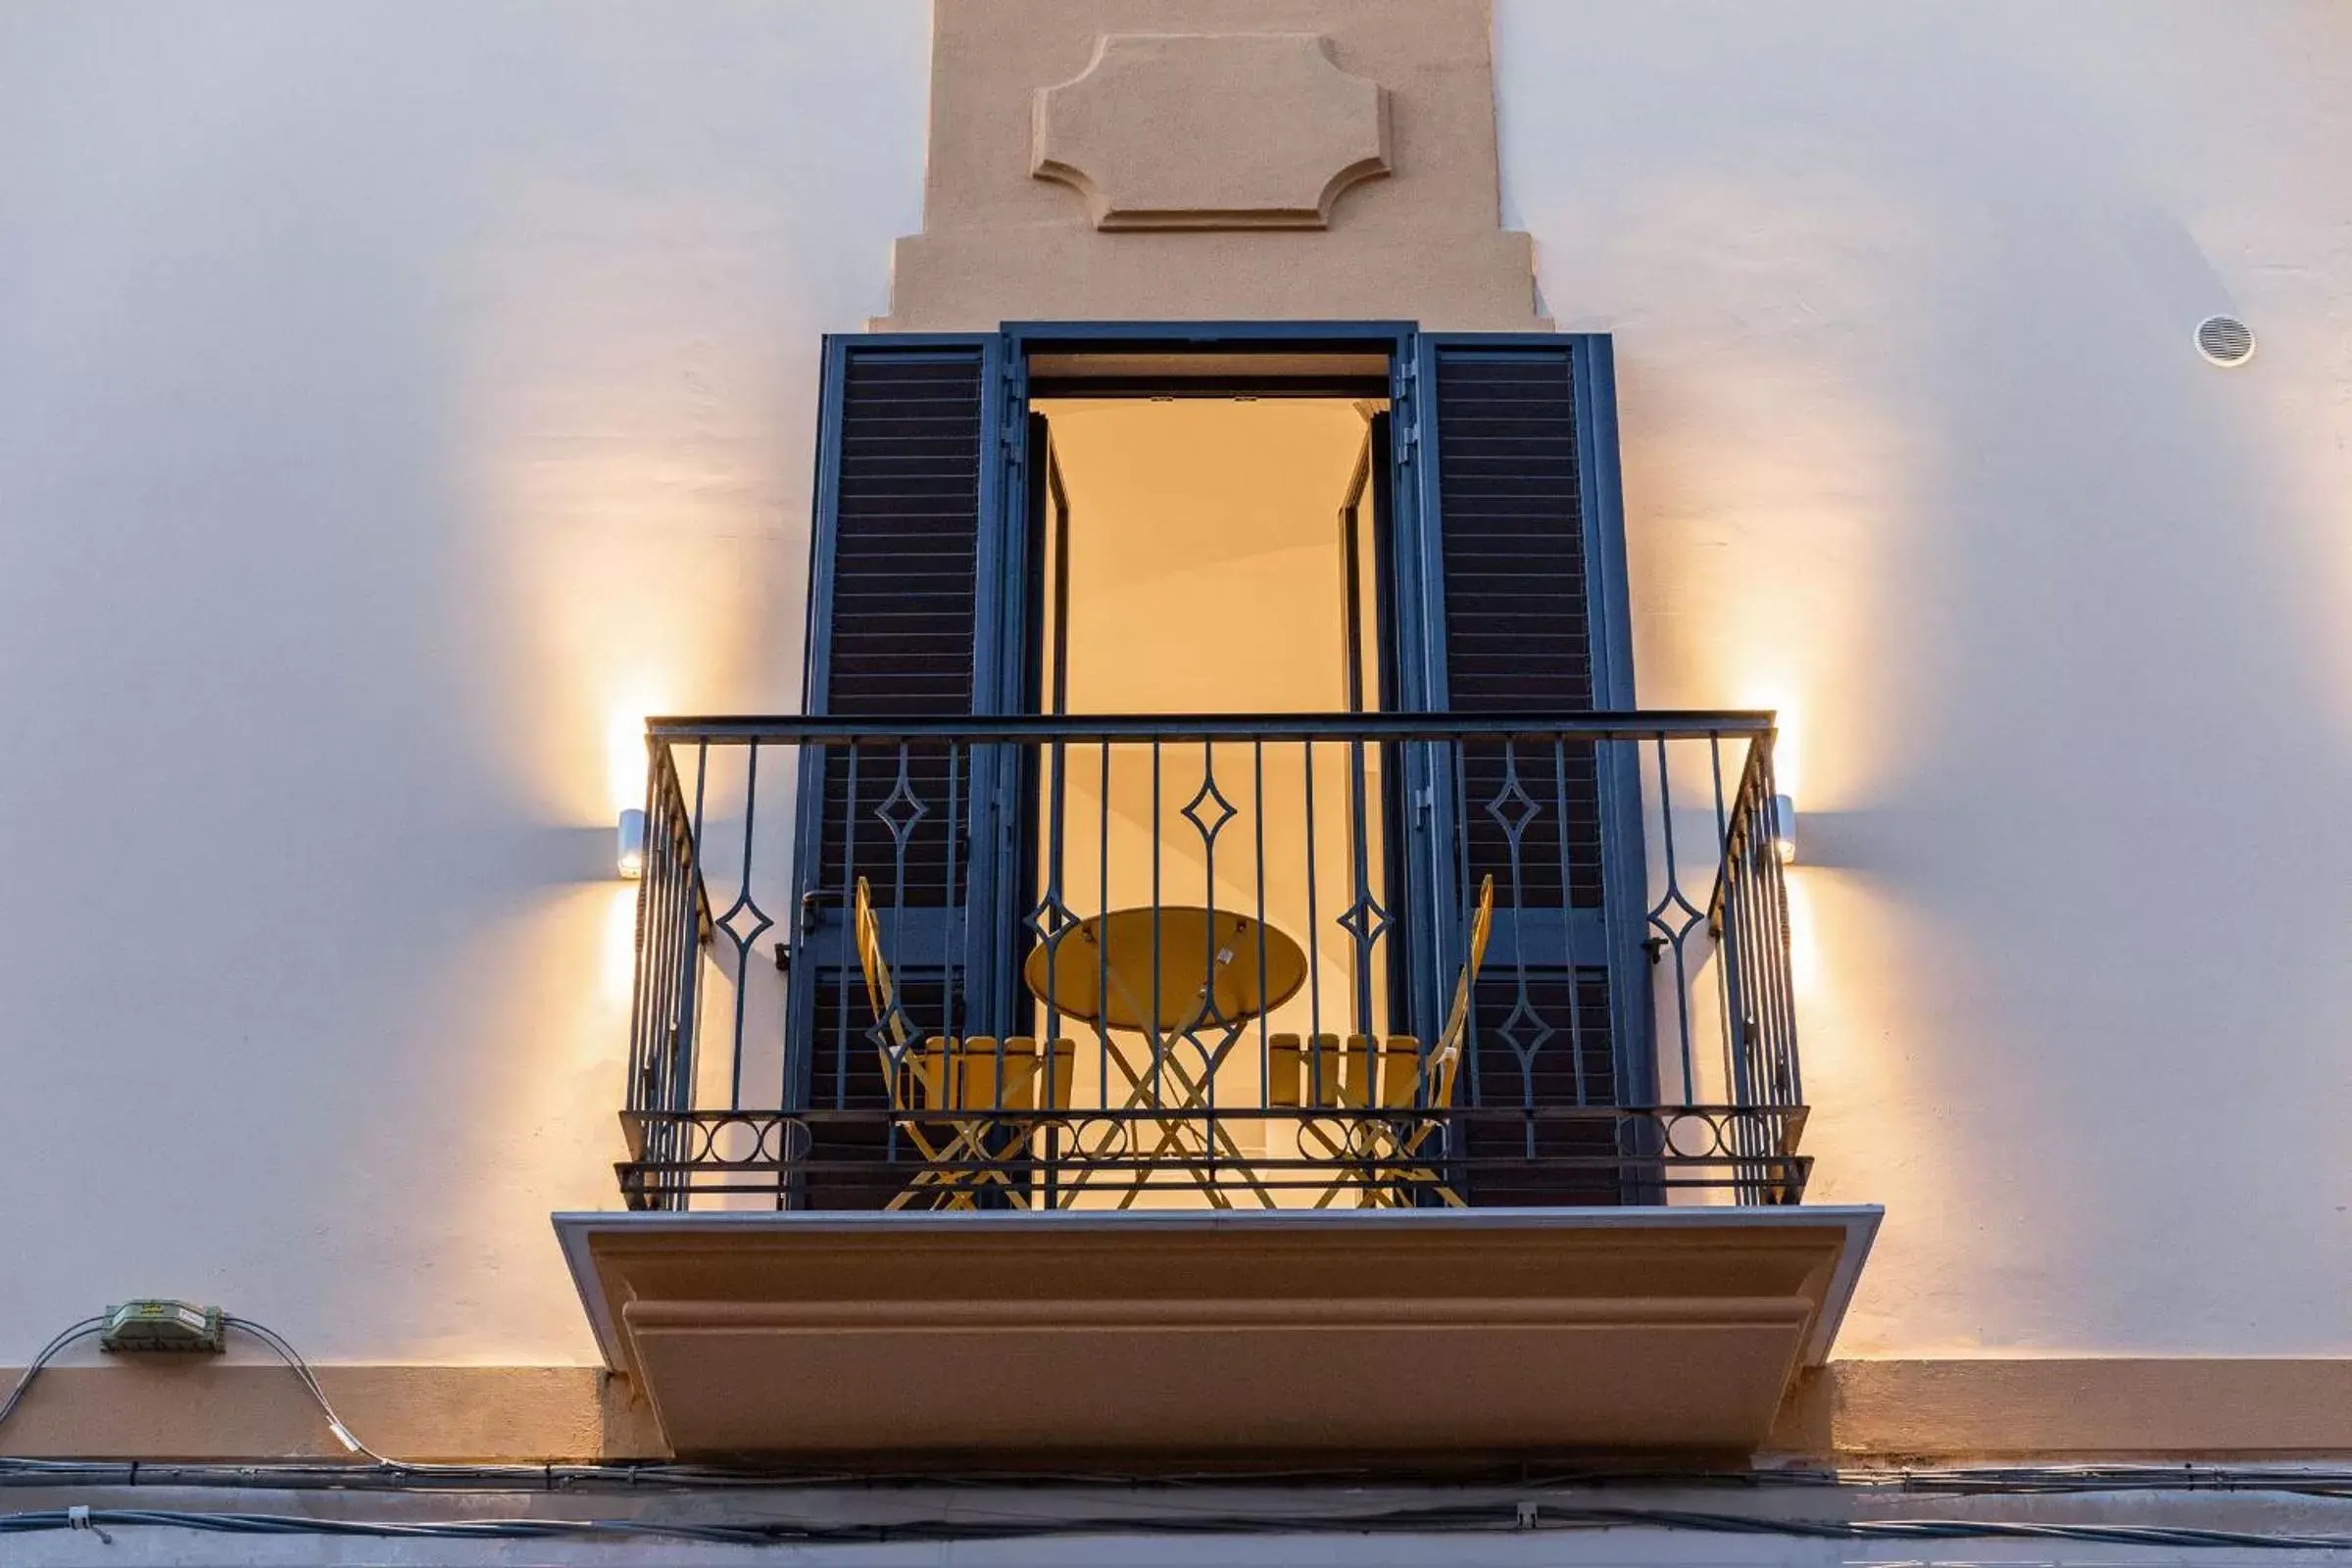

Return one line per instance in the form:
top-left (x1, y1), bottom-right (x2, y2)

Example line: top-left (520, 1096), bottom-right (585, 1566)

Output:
top-left (1430, 343), bottom-right (1629, 1204)
top-left (796, 340), bottom-right (995, 1207)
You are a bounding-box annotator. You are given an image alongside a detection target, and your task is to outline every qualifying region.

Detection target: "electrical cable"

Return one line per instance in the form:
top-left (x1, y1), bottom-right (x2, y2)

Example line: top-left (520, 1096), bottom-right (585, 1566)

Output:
top-left (10, 1452), bottom-right (2352, 1496)
top-left (0, 1318), bottom-right (103, 1435)
top-left (218, 1314), bottom-right (390, 1464)
top-left (3, 1500), bottom-right (2352, 1549)
top-left (0, 1310), bottom-right (497, 1478)
top-left (222, 1315), bottom-right (642, 1483)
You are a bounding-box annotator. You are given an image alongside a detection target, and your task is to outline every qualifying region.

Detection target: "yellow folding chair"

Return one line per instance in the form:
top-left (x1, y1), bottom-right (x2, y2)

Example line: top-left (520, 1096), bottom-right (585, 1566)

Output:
top-left (854, 877), bottom-right (1073, 1209)
top-left (1269, 875), bottom-right (1494, 1207)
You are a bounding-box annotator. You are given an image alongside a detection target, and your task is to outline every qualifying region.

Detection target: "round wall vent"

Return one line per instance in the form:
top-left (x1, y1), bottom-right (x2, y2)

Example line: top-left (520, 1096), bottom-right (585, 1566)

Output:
top-left (2195, 315), bottom-right (2256, 367)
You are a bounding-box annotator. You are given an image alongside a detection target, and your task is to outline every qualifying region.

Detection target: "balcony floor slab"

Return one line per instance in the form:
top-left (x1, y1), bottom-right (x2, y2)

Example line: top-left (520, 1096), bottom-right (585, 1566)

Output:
top-left (553, 1205), bottom-right (1879, 1460)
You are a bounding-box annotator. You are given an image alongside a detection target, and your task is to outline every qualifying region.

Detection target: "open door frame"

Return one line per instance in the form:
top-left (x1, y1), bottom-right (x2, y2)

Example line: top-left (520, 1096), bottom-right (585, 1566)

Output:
top-left (791, 323), bottom-right (1650, 1188)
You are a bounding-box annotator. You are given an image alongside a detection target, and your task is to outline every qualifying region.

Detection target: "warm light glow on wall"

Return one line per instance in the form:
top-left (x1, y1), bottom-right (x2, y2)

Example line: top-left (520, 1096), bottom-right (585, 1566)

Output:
top-left (609, 707), bottom-right (659, 817)
top-left (603, 882), bottom-right (640, 1008)
top-left (448, 184), bottom-right (808, 834)
top-left (1749, 693), bottom-right (1801, 803)
top-left (1783, 867), bottom-right (1820, 1003)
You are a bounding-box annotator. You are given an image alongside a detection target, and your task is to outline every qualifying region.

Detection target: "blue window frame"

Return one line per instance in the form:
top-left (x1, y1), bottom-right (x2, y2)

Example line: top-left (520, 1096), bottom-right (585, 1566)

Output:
top-left (791, 322), bottom-right (1651, 1182)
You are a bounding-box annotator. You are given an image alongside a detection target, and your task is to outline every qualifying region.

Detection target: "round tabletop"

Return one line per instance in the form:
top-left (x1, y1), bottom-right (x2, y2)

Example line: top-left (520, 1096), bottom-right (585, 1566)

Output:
top-left (1022, 906), bottom-right (1308, 1033)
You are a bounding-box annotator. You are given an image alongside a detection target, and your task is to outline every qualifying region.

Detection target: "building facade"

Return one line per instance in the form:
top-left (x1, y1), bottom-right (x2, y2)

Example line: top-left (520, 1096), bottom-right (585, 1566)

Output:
top-left (3, 0), bottom-right (2350, 1560)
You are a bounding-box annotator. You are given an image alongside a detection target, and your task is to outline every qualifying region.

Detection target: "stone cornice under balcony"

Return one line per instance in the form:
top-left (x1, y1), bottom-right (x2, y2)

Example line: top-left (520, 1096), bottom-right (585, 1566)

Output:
top-left (554, 1205), bottom-right (1880, 1460)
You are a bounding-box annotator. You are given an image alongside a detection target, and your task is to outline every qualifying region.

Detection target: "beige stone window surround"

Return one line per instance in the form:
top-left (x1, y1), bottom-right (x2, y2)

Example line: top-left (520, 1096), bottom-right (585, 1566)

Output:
top-left (882, 0), bottom-right (1544, 332)
top-left (1029, 31), bottom-right (1394, 230)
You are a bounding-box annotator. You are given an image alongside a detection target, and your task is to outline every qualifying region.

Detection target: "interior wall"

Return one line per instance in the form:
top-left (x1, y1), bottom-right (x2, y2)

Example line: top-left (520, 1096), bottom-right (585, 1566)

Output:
top-left (1032, 400), bottom-right (1391, 1152)
top-left (1038, 398), bottom-right (1371, 715)
top-left (1494, 0), bottom-right (2352, 1355)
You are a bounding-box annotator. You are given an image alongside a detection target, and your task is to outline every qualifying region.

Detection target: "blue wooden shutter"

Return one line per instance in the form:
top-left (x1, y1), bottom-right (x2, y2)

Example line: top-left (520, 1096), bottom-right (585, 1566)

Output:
top-left (791, 334), bottom-right (1009, 1205)
top-left (1415, 333), bottom-right (1650, 1203)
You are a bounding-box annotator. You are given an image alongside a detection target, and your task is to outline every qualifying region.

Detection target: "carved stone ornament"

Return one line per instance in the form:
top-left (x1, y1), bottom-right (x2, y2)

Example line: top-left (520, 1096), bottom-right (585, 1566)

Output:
top-left (1031, 32), bottom-right (1392, 229)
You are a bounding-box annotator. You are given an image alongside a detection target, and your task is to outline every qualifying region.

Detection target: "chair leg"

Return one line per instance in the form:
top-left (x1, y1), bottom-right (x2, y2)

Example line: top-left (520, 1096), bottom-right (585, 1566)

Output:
top-left (1375, 1122), bottom-right (1466, 1209)
top-left (1057, 1031), bottom-right (1154, 1203)
top-left (1296, 1117), bottom-right (1359, 1209)
top-left (888, 1122), bottom-right (998, 1211)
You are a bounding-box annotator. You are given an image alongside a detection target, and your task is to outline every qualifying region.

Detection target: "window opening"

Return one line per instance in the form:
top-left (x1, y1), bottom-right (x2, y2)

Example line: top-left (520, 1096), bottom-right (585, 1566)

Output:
top-left (1026, 386), bottom-right (1398, 1205)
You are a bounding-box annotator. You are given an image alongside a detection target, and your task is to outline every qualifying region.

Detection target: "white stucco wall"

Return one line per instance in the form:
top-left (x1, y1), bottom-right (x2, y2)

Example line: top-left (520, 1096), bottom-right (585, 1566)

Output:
top-left (1496, 0), bottom-right (2352, 1353)
top-left (1, 0), bottom-right (2346, 1370)
top-left (0, 1), bottom-right (930, 1362)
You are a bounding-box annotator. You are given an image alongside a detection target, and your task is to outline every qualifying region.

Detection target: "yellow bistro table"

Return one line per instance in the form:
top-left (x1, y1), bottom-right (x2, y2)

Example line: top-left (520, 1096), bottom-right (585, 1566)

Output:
top-left (1021, 906), bottom-right (1308, 1207)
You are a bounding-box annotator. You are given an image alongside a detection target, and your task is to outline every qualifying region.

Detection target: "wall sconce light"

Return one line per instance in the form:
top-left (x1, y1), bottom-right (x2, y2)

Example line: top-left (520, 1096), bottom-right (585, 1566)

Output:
top-left (1770, 795), bottom-right (1797, 864)
top-left (617, 808), bottom-right (647, 879)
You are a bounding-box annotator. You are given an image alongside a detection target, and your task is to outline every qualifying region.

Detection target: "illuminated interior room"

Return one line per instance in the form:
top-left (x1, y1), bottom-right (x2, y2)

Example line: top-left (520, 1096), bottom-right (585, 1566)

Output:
top-left (1027, 391), bottom-right (1393, 1203)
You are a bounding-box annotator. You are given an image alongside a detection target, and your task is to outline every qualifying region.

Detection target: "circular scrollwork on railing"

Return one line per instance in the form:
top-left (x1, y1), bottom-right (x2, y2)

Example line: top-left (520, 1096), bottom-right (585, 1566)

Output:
top-left (1345, 1114), bottom-right (1418, 1160)
top-left (774, 1116), bottom-right (813, 1163)
top-left (1067, 1116), bottom-right (1135, 1160)
top-left (1663, 1110), bottom-right (1726, 1158)
top-left (704, 1116), bottom-right (768, 1165)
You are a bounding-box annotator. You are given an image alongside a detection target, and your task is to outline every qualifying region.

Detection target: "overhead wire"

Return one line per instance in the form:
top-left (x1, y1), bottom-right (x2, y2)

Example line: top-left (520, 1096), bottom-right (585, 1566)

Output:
top-left (9, 1450), bottom-right (2352, 1496)
top-left (2, 1500), bottom-right (2352, 1550)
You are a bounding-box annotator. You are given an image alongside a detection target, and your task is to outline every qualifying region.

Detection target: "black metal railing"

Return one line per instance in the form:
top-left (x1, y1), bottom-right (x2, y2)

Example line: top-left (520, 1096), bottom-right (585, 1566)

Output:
top-left (618, 713), bottom-right (1804, 1212)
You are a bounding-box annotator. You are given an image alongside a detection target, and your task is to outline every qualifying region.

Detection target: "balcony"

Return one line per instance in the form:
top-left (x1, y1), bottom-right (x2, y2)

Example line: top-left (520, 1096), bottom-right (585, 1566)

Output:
top-left (557, 712), bottom-right (1878, 1459)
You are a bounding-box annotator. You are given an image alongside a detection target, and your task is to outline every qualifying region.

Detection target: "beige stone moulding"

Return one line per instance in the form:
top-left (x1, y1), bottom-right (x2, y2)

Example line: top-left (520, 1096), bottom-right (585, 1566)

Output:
top-left (1031, 32), bottom-right (1391, 229)
top-left (13, 1355), bottom-right (2352, 1462)
top-left (881, 0), bottom-right (1544, 331)
top-left (553, 1207), bottom-right (1879, 1457)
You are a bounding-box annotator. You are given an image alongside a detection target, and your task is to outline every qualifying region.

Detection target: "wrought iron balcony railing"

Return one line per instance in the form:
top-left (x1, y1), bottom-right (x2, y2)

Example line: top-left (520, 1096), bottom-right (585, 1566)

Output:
top-left (618, 712), bottom-right (1803, 1212)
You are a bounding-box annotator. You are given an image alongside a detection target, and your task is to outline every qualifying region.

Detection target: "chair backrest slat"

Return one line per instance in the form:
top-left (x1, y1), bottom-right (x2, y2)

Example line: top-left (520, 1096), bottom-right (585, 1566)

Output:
top-left (854, 876), bottom-right (929, 1113)
top-left (1423, 875), bottom-right (1496, 1109)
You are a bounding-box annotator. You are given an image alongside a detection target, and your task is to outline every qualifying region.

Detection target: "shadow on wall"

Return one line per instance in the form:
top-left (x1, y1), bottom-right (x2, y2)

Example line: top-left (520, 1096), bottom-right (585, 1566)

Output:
top-left (1495, 0), bottom-right (2352, 1353)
